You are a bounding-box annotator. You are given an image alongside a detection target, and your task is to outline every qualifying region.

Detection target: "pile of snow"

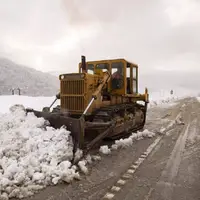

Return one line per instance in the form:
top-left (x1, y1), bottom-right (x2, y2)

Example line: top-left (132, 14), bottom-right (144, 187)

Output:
top-left (99, 129), bottom-right (156, 155)
top-left (112, 129), bottom-right (156, 150)
top-left (77, 160), bottom-right (88, 175)
top-left (0, 105), bottom-right (81, 199)
top-left (0, 95), bottom-right (60, 114)
top-left (99, 146), bottom-right (111, 155)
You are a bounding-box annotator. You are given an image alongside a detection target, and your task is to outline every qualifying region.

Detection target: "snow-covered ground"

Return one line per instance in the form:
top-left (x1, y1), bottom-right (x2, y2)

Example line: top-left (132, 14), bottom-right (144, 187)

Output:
top-left (147, 90), bottom-right (197, 108)
top-left (0, 95), bottom-right (60, 114)
top-left (148, 88), bottom-right (198, 102)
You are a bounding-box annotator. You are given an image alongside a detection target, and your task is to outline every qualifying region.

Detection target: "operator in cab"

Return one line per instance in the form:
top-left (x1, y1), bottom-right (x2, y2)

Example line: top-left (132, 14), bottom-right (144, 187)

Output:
top-left (112, 67), bottom-right (123, 89)
top-left (112, 67), bottom-right (123, 79)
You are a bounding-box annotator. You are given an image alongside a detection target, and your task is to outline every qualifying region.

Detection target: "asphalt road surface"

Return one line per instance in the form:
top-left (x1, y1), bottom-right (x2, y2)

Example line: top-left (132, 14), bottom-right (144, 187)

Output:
top-left (24, 97), bottom-right (200, 200)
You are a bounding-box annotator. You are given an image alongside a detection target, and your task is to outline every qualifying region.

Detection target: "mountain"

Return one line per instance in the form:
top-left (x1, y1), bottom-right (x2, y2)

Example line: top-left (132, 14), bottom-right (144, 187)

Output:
top-left (0, 58), bottom-right (59, 96)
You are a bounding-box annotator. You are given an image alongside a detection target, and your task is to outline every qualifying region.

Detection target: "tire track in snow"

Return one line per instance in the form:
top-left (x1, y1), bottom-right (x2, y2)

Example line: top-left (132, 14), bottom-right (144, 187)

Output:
top-left (186, 119), bottom-right (198, 147)
top-left (154, 123), bottom-right (190, 200)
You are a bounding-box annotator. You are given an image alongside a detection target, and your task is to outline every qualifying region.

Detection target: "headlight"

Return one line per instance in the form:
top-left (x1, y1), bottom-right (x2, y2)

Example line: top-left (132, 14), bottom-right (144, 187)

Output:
top-left (60, 75), bottom-right (65, 79)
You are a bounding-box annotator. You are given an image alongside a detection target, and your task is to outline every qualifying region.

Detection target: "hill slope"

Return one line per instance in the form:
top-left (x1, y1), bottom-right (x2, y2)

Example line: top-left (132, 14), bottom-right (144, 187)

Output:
top-left (0, 58), bottom-right (59, 96)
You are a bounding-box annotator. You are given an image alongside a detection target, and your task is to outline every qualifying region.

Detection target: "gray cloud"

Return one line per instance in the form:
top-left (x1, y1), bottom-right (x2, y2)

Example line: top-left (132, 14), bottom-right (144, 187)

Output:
top-left (61, 0), bottom-right (124, 27)
top-left (0, 0), bottom-right (199, 94)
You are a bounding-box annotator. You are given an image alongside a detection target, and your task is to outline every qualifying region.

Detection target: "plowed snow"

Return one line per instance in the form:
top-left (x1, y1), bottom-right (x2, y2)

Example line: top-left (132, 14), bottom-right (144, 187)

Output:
top-left (99, 129), bottom-right (157, 155)
top-left (0, 105), bottom-right (81, 199)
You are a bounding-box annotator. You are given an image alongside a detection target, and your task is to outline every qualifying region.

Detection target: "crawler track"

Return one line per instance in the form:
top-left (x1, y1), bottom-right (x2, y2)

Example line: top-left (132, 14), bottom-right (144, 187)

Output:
top-left (83, 102), bottom-right (147, 150)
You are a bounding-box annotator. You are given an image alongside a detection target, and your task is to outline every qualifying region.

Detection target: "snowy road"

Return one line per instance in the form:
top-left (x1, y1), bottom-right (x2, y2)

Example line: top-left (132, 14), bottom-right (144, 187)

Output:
top-left (21, 97), bottom-right (200, 200)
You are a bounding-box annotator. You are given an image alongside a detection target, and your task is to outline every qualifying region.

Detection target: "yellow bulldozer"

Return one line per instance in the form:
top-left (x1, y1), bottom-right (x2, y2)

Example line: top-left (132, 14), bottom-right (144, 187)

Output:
top-left (26, 56), bottom-right (149, 156)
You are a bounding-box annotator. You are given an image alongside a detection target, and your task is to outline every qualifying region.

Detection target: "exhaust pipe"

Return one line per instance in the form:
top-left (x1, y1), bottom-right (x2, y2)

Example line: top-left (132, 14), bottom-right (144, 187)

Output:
top-left (81, 55), bottom-right (87, 73)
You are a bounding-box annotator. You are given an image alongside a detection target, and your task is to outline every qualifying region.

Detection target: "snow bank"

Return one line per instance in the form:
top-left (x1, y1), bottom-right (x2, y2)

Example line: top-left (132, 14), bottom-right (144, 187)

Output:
top-left (0, 105), bottom-right (80, 199)
top-left (0, 95), bottom-right (60, 114)
top-left (197, 97), bottom-right (200, 102)
top-left (112, 129), bottom-right (156, 150)
top-left (99, 129), bottom-right (156, 154)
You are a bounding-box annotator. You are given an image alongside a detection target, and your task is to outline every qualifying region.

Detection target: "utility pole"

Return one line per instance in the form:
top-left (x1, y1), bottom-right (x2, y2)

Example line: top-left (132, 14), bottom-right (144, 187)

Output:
top-left (10, 88), bottom-right (14, 95)
top-left (17, 88), bottom-right (21, 95)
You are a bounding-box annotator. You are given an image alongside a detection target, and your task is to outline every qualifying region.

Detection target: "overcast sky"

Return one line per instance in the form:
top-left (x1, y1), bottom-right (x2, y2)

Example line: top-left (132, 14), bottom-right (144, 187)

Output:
top-left (0, 0), bottom-right (200, 79)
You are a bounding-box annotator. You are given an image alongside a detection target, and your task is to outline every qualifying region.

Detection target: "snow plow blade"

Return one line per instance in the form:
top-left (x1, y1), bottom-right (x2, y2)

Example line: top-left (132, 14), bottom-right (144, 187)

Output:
top-left (25, 108), bottom-right (115, 154)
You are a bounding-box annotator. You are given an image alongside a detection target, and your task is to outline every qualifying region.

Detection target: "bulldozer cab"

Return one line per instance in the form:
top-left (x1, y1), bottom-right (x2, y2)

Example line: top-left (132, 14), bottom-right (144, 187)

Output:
top-left (58, 57), bottom-right (148, 116)
top-left (78, 59), bottom-right (138, 96)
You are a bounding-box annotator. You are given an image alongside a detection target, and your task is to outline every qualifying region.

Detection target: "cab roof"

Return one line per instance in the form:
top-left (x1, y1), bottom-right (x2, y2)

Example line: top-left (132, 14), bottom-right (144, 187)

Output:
top-left (79, 58), bottom-right (138, 67)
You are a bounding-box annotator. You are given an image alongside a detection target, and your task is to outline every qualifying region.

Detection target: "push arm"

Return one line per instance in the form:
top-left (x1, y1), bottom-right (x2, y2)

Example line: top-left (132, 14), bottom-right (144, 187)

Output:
top-left (92, 71), bottom-right (111, 99)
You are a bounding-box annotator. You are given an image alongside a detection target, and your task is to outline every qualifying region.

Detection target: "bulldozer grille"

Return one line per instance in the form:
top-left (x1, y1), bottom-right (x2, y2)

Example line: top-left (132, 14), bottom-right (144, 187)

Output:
top-left (60, 79), bottom-right (85, 113)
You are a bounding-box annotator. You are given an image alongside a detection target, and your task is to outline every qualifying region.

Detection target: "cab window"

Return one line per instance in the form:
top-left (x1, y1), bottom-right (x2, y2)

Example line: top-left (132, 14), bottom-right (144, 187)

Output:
top-left (111, 62), bottom-right (124, 89)
top-left (133, 67), bottom-right (137, 93)
top-left (87, 64), bottom-right (94, 74)
top-left (126, 63), bottom-right (131, 94)
top-left (96, 63), bottom-right (109, 72)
